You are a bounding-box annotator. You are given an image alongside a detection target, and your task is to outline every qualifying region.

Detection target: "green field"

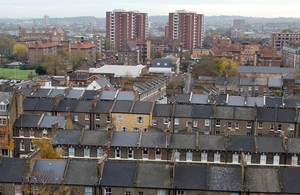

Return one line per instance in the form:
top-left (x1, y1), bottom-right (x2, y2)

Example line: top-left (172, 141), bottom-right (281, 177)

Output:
top-left (0, 68), bottom-right (36, 80)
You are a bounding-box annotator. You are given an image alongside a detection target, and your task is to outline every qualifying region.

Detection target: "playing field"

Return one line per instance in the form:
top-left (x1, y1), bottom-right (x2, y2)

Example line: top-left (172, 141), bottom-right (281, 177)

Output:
top-left (0, 68), bottom-right (36, 80)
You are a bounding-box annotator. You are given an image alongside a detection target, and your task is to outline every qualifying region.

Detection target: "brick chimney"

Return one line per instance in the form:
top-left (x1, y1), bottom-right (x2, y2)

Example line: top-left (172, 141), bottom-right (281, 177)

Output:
top-left (187, 119), bottom-right (193, 133)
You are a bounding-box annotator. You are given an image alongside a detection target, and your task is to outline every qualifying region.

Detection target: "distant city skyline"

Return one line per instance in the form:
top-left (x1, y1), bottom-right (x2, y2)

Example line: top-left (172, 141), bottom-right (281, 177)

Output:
top-left (1, 0), bottom-right (300, 18)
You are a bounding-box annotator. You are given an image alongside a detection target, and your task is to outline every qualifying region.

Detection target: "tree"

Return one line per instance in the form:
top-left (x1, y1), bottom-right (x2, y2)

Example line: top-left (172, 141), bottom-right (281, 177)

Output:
top-left (69, 50), bottom-right (88, 70)
top-left (35, 65), bottom-right (47, 75)
top-left (192, 56), bottom-right (219, 78)
top-left (40, 54), bottom-right (65, 75)
top-left (33, 138), bottom-right (64, 159)
top-left (0, 35), bottom-right (15, 62)
top-left (12, 43), bottom-right (28, 63)
top-left (0, 124), bottom-right (14, 157)
top-left (217, 57), bottom-right (239, 77)
top-left (153, 50), bottom-right (162, 58)
top-left (282, 29), bottom-right (293, 33)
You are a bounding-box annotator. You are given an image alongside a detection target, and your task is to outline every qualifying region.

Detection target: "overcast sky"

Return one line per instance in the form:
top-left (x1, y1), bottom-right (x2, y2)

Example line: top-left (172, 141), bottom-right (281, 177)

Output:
top-left (1, 0), bottom-right (300, 18)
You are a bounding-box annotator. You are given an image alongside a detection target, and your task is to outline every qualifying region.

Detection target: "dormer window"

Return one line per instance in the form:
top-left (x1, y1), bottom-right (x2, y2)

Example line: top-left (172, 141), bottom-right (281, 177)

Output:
top-left (0, 102), bottom-right (7, 111)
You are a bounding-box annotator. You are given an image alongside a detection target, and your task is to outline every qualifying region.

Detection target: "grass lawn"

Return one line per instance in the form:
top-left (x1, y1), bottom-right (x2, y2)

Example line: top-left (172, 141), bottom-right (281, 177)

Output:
top-left (0, 68), bottom-right (36, 80)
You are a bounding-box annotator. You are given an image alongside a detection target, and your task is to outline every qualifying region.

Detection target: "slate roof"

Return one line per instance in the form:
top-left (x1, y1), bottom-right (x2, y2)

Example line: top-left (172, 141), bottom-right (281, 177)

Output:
top-left (20, 88), bottom-right (33, 97)
top-left (190, 94), bottom-right (208, 104)
top-left (131, 101), bottom-right (153, 114)
top-left (277, 108), bottom-right (296, 123)
top-left (65, 89), bottom-right (84, 99)
top-left (257, 137), bottom-right (285, 153)
top-left (111, 100), bottom-right (134, 113)
top-left (31, 88), bottom-right (51, 98)
top-left (101, 161), bottom-right (136, 187)
top-left (94, 101), bottom-right (113, 114)
top-left (215, 94), bottom-right (227, 105)
top-left (136, 162), bottom-right (170, 188)
top-left (246, 167), bottom-right (280, 193)
top-left (287, 138), bottom-right (300, 153)
top-left (0, 157), bottom-right (27, 183)
top-left (237, 66), bottom-right (295, 74)
top-left (110, 132), bottom-right (139, 147)
top-left (257, 107), bottom-right (276, 121)
top-left (199, 135), bottom-right (225, 151)
top-left (56, 99), bottom-right (78, 112)
top-left (173, 164), bottom-right (207, 190)
top-left (227, 77), bottom-right (240, 85)
top-left (65, 159), bottom-right (98, 185)
top-left (240, 77), bottom-right (254, 86)
top-left (209, 165), bottom-right (242, 191)
top-left (81, 90), bottom-right (98, 100)
top-left (48, 89), bottom-right (64, 98)
top-left (234, 107), bottom-right (254, 120)
top-left (116, 91), bottom-right (135, 101)
top-left (100, 91), bottom-right (117, 100)
top-left (140, 132), bottom-right (167, 148)
top-left (81, 130), bottom-right (108, 146)
top-left (246, 97), bottom-right (264, 107)
top-left (227, 135), bottom-right (255, 152)
top-left (152, 104), bottom-right (172, 117)
top-left (174, 104), bottom-right (193, 117)
top-left (152, 58), bottom-right (172, 68)
top-left (23, 98), bottom-right (40, 111)
top-left (266, 97), bottom-right (282, 107)
top-left (173, 93), bottom-right (190, 103)
top-left (193, 105), bottom-right (213, 118)
top-left (39, 116), bottom-right (66, 129)
top-left (280, 167), bottom-right (300, 193)
top-left (37, 99), bottom-right (55, 111)
top-left (14, 114), bottom-right (42, 128)
top-left (284, 98), bottom-right (300, 108)
top-left (215, 77), bottom-right (226, 85)
top-left (268, 78), bottom-right (282, 87)
top-left (169, 134), bottom-right (197, 149)
top-left (31, 159), bottom-right (67, 184)
top-left (74, 100), bottom-right (93, 113)
top-left (53, 129), bottom-right (81, 145)
top-left (215, 106), bottom-right (234, 119)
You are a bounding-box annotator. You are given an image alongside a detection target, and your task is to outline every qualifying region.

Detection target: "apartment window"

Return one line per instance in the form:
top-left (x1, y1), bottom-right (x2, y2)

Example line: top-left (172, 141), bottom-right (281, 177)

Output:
top-left (152, 119), bottom-right (157, 126)
top-left (14, 184), bottom-right (22, 195)
top-left (163, 118), bottom-right (169, 124)
top-left (2, 149), bottom-right (8, 156)
top-left (19, 129), bottom-right (24, 137)
top-left (248, 86), bottom-right (252, 91)
top-left (69, 147), bottom-right (75, 157)
top-left (106, 116), bottom-right (110, 123)
top-left (122, 127), bottom-right (128, 132)
top-left (175, 151), bottom-right (180, 161)
top-left (74, 115), bottom-right (78, 121)
top-left (155, 150), bottom-right (161, 160)
top-left (186, 120), bottom-right (189, 127)
top-left (85, 187), bottom-right (92, 195)
top-left (240, 87), bottom-right (243, 92)
top-left (193, 120), bottom-right (198, 127)
top-left (125, 192), bottom-right (131, 195)
top-left (142, 150), bottom-right (149, 159)
top-left (138, 192), bottom-right (144, 195)
top-left (30, 142), bottom-right (35, 151)
top-left (0, 104), bottom-right (6, 111)
top-left (115, 149), bottom-right (121, 158)
top-left (270, 124), bottom-right (275, 131)
top-left (97, 148), bottom-right (104, 158)
top-left (214, 153), bottom-right (221, 162)
top-left (278, 124), bottom-right (282, 131)
top-left (227, 85), bottom-right (231, 90)
top-left (20, 141), bottom-right (25, 151)
top-left (289, 124), bottom-right (295, 131)
top-left (247, 132), bottom-right (251, 136)
top-left (292, 156), bottom-right (298, 165)
top-left (201, 152), bottom-right (208, 162)
top-left (273, 155), bottom-right (280, 165)
top-left (246, 155), bottom-right (252, 164)
top-left (186, 151), bottom-right (193, 161)
top-left (42, 129), bottom-right (48, 137)
top-left (235, 122), bottom-right (239, 129)
top-left (0, 117), bottom-right (7, 126)
top-left (176, 191), bottom-right (185, 195)
top-left (215, 131), bottom-right (220, 135)
top-left (247, 121), bottom-right (252, 128)
top-left (104, 188), bottom-right (112, 195)
top-left (137, 116), bottom-right (144, 123)
top-left (133, 128), bottom-right (140, 132)
top-left (255, 86), bottom-right (259, 91)
top-left (128, 150), bottom-right (134, 159)
top-left (95, 114), bottom-right (100, 120)
top-left (116, 116), bottom-right (124, 123)
top-left (263, 88), bottom-right (267, 93)
top-left (30, 129), bottom-right (35, 137)
top-left (232, 154), bottom-right (239, 163)
top-left (205, 119), bottom-right (210, 127)
top-left (258, 122), bottom-right (263, 129)
top-left (157, 189), bottom-right (165, 195)
top-left (96, 124), bottom-right (100, 129)
top-left (260, 154), bottom-right (267, 164)
top-left (227, 122), bottom-right (232, 129)
top-left (84, 147), bottom-right (90, 157)
top-left (85, 113), bottom-right (90, 120)
top-left (216, 120), bottom-right (220, 127)
top-left (174, 118), bottom-right (179, 125)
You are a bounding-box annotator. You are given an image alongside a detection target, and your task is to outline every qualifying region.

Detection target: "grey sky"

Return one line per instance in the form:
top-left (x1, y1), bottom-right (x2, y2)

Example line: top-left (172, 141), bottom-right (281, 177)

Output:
top-left (1, 0), bottom-right (300, 18)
